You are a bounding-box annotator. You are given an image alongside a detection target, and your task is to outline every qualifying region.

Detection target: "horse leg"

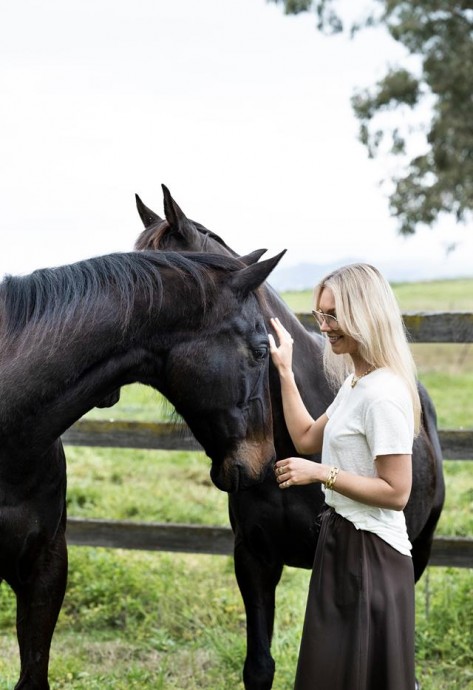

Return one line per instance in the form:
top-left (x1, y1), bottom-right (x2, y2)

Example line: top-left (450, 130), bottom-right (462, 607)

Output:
top-left (234, 542), bottom-right (283, 690)
top-left (13, 530), bottom-right (68, 690)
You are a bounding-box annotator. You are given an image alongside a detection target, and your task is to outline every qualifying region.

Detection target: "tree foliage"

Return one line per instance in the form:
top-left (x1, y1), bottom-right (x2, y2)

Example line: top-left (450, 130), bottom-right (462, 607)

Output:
top-left (270, 0), bottom-right (473, 235)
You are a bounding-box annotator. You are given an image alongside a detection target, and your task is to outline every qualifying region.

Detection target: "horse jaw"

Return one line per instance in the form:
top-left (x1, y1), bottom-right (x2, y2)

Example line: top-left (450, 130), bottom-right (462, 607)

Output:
top-left (95, 389), bottom-right (121, 408)
top-left (210, 437), bottom-right (275, 493)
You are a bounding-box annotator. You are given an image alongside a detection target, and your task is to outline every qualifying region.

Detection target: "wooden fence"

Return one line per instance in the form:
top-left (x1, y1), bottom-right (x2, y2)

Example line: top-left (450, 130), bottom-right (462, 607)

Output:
top-left (62, 311), bottom-right (473, 569)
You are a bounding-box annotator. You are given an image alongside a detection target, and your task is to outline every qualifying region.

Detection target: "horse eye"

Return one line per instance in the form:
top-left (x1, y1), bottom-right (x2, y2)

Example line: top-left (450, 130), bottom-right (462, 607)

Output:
top-left (253, 347), bottom-right (268, 361)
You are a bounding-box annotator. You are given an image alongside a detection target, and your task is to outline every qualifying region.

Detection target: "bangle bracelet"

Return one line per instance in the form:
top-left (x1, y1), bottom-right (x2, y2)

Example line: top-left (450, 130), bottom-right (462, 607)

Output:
top-left (325, 466), bottom-right (339, 490)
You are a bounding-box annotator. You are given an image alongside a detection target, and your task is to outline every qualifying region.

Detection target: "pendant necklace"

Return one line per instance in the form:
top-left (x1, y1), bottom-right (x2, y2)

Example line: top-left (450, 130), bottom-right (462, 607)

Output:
top-left (351, 365), bottom-right (376, 388)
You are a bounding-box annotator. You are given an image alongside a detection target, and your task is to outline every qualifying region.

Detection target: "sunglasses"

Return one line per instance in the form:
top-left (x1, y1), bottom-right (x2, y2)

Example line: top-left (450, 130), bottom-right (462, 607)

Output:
top-left (311, 310), bottom-right (340, 330)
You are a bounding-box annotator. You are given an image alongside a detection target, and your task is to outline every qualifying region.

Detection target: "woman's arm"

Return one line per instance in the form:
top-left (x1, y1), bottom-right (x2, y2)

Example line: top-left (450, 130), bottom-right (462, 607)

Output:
top-left (275, 454), bottom-right (412, 511)
top-left (269, 316), bottom-right (328, 454)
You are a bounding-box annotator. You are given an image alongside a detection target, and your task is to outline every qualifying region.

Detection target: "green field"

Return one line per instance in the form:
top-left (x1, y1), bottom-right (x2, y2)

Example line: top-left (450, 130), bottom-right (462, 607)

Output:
top-left (0, 279), bottom-right (472, 689)
top-left (282, 278), bottom-right (473, 313)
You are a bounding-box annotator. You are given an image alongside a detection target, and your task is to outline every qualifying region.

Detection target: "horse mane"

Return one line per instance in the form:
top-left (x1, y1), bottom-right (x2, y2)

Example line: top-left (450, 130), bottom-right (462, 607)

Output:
top-left (189, 221), bottom-right (235, 251)
top-left (135, 219), bottom-right (237, 255)
top-left (0, 250), bottom-right (244, 343)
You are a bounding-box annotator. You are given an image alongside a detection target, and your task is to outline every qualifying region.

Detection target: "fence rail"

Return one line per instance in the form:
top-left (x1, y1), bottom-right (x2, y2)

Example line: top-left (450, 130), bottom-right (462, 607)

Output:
top-left (62, 419), bottom-right (472, 460)
top-left (298, 311), bottom-right (473, 343)
top-left (65, 517), bottom-right (473, 569)
top-left (63, 311), bottom-right (473, 568)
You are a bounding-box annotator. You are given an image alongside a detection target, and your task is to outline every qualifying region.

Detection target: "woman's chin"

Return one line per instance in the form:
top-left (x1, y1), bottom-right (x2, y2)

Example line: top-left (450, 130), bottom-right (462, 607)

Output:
top-left (328, 335), bottom-right (343, 349)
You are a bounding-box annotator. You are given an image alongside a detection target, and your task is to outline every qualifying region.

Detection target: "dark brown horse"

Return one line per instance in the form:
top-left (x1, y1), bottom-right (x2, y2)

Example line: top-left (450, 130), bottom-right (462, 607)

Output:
top-left (135, 185), bottom-right (445, 690)
top-left (0, 248), bottom-right (284, 689)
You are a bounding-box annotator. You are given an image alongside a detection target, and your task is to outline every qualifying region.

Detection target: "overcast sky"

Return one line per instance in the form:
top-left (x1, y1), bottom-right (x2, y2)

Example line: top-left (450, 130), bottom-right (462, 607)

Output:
top-left (1, 0), bottom-right (471, 283)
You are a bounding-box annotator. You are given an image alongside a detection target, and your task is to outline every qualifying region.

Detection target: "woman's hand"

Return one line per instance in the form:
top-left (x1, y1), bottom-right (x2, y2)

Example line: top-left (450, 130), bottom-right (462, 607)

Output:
top-left (274, 455), bottom-right (414, 510)
top-left (268, 317), bottom-right (294, 373)
top-left (274, 457), bottom-right (323, 489)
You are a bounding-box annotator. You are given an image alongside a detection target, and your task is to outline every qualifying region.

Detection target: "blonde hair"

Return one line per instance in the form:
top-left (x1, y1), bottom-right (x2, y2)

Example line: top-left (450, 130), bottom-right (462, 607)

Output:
top-left (313, 263), bottom-right (421, 433)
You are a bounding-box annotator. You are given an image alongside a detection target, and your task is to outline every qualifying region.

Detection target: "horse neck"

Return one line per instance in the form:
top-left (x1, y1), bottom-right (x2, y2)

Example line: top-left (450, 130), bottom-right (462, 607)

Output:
top-left (263, 284), bottom-right (334, 424)
top-left (262, 282), bottom-right (313, 345)
top-left (0, 291), bottom-right (162, 445)
top-left (0, 265), bottom-right (220, 450)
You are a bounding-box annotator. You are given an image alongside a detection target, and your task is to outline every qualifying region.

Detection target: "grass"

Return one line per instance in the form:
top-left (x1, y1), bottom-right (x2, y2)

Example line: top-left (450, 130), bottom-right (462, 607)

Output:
top-left (1, 549), bottom-right (472, 689)
top-left (66, 447), bottom-right (227, 526)
top-left (282, 277), bottom-right (473, 313)
top-left (0, 278), bottom-right (472, 688)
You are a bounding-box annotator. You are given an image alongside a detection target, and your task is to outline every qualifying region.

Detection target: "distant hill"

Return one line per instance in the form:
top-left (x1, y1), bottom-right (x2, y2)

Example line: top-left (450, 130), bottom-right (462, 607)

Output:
top-left (269, 257), bottom-right (472, 291)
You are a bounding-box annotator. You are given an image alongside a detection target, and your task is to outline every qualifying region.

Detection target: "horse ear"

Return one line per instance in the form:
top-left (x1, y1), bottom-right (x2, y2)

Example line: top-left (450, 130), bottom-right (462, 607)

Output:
top-left (161, 184), bottom-right (200, 243)
top-left (135, 194), bottom-right (163, 229)
top-left (238, 249), bottom-right (267, 266)
top-left (230, 250), bottom-right (286, 296)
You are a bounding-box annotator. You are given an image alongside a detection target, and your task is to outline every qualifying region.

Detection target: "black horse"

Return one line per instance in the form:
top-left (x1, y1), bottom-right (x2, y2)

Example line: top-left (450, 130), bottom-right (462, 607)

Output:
top-left (0, 248), bottom-right (283, 690)
top-left (135, 185), bottom-right (446, 690)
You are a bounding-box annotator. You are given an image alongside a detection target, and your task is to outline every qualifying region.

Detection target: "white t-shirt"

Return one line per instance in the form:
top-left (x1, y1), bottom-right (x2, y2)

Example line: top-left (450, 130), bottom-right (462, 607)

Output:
top-left (322, 367), bottom-right (414, 556)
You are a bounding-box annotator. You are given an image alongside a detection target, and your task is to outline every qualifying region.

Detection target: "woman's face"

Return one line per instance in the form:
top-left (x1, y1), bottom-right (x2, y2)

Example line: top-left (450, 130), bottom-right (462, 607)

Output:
top-left (316, 287), bottom-right (359, 357)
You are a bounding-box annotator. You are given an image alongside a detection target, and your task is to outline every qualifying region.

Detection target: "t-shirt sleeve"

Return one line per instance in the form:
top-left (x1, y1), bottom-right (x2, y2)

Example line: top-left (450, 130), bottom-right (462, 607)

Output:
top-left (364, 396), bottom-right (414, 458)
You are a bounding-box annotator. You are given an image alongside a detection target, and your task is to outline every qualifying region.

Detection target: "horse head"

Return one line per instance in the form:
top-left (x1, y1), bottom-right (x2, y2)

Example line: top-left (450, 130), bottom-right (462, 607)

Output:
top-left (135, 184), bottom-right (236, 256)
top-left (154, 250), bottom-right (284, 493)
top-left (0, 249), bottom-right (285, 494)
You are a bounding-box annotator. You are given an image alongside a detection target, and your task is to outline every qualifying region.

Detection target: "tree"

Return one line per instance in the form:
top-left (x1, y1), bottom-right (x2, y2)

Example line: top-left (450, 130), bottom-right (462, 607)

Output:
top-left (269, 0), bottom-right (473, 236)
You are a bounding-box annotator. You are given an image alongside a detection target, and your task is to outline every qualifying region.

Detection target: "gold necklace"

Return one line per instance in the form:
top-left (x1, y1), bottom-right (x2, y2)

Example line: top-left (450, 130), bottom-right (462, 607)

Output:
top-left (351, 365), bottom-right (376, 388)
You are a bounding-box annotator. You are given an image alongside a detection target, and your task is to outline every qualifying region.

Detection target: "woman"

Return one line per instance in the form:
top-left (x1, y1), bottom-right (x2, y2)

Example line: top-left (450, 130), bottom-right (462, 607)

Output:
top-left (268, 263), bottom-right (420, 690)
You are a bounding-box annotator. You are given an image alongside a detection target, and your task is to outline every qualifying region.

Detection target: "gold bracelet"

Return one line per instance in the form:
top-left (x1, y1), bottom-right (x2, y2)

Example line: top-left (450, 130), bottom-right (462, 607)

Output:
top-left (325, 466), bottom-right (339, 490)
top-left (324, 466), bottom-right (335, 488)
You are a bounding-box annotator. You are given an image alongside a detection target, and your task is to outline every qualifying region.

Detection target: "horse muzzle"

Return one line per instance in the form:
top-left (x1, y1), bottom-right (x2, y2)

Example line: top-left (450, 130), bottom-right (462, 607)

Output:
top-left (210, 437), bottom-right (276, 493)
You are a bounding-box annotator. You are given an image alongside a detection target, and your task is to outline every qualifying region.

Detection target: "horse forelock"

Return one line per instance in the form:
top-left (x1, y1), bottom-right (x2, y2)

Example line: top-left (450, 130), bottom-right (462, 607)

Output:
top-left (0, 251), bottom-right (246, 345)
top-left (135, 215), bottom-right (236, 256)
top-left (134, 219), bottom-right (170, 250)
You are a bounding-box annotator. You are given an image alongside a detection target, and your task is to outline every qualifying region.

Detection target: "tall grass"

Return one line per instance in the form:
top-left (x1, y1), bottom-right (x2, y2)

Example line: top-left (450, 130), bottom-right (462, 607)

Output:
top-left (0, 279), bottom-right (472, 689)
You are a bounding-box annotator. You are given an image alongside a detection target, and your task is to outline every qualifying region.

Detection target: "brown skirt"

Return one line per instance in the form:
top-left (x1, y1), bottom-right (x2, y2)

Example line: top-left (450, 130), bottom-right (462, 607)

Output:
top-left (294, 507), bottom-right (415, 690)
